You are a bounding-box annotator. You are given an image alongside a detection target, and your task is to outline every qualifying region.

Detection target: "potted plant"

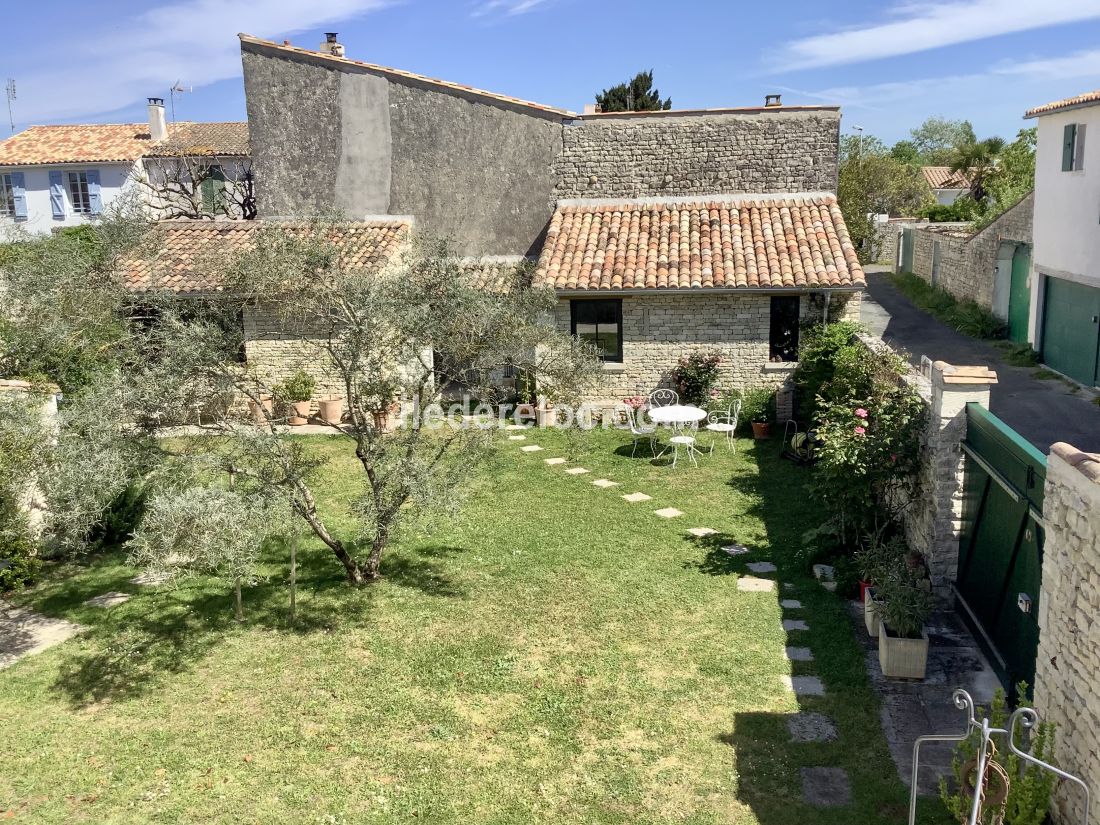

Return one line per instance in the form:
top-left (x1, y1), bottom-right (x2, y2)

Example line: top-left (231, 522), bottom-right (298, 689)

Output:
top-left (855, 535), bottom-right (904, 636)
top-left (876, 560), bottom-right (934, 679)
top-left (318, 397), bottom-right (344, 425)
top-left (247, 394), bottom-right (274, 425)
top-left (739, 388), bottom-right (775, 439)
top-left (273, 370), bottom-right (316, 426)
top-left (369, 400), bottom-right (401, 433)
top-left (535, 394), bottom-right (556, 428)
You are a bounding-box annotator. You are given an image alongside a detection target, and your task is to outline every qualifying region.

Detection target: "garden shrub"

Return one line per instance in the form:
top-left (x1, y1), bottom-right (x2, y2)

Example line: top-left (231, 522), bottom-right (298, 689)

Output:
top-left (790, 321), bottom-right (868, 426)
top-left (670, 352), bottom-right (722, 405)
top-left (737, 388), bottom-right (776, 433)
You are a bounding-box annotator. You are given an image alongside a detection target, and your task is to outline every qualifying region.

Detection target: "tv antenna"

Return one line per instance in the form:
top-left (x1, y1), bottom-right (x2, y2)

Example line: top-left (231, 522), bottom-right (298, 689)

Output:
top-left (5, 79), bottom-right (15, 133)
top-left (169, 81), bottom-right (191, 122)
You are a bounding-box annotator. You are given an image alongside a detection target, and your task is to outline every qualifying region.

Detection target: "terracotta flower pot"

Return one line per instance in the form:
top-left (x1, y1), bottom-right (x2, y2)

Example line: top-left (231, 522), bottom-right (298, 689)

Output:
top-left (318, 398), bottom-right (344, 425)
top-left (288, 400), bottom-right (311, 426)
top-left (536, 405), bottom-right (556, 428)
top-left (371, 410), bottom-right (394, 433)
top-left (751, 421), bottom-right (771, 439)
top-left (248, 396), bottom-right (273, 425)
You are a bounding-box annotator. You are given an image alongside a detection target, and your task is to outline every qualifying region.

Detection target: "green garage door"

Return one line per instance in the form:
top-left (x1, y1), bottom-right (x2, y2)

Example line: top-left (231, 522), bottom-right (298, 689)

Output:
top-left (1042, 277), bottom-right (1100, 387)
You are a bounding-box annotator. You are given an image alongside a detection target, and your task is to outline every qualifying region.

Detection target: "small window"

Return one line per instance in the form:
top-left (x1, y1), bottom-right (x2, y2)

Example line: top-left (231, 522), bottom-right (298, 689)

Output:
top-left (570, 299), bottom-right (622, 362)
top-left (67, 171), bottom-right (91, 213)
top-left (769, 296), bottom-right (800, 362)
top-left (0, 174), bottom-right (13, 216)
top-left (1063, 123), bottom-right (1086, 172)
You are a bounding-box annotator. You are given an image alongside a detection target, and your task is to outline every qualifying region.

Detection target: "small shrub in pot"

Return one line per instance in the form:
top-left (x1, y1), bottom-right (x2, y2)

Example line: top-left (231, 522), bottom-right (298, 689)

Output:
top-left (273, 370), bottom-right (316, 425)
top-left (876, 557), bottom-right (934, 679)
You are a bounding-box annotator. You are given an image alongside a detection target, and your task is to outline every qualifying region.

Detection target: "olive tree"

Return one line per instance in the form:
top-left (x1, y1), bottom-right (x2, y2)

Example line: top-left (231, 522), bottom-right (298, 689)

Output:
top-left (147, 223), bottom-right (600, 584)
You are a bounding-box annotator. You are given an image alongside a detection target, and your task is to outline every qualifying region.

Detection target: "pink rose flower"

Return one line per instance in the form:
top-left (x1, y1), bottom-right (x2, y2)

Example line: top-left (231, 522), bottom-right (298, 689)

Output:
top-left (854, 426), bottom-right (866, 435)
top-left (855, 408), bottom-right (869, 419)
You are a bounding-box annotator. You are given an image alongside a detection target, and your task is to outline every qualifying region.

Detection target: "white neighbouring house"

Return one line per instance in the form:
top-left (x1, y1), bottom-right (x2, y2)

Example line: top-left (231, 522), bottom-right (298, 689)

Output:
top-left (921, 166), bottom-right (971, 206)
top-left (0, 98), bottom-right (249, 237)
top-left (1025, 90), bottom-right (1100, 388)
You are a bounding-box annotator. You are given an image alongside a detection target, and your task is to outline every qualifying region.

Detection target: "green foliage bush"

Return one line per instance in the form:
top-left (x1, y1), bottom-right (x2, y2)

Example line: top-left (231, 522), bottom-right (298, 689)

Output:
top-left (670, 351), bottom-right (722, 405)
top-left (918, 198), bottom-right (980, 222)
top-left (273, 370), bottom-right (316, 403)
top-left (737, 388), bottom-right (775, 429)
top-left (0, 497), bottom-right (40, 591)
top-left (790, 321), bottom-right (868, 426)
top-left (875, 554), bottom-right (933, 638)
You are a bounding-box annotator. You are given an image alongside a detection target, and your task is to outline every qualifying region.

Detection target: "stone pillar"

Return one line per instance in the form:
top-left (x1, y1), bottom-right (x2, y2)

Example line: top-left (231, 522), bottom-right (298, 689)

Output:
top-left (921, 362), bottom-right (998, 598)
top-left (1034, 443), bottom-right (1100, 825)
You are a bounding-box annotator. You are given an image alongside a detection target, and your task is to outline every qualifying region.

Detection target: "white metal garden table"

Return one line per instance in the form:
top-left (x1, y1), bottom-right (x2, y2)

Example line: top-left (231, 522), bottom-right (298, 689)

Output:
top-left (647, 404), bottom-right (707, 467)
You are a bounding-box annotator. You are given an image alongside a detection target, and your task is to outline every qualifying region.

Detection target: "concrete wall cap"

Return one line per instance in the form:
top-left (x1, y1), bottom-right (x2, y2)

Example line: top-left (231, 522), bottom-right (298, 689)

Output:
top-left (1051, 442), bottom-right (1100, 482)
top-left (934, 363), bottom-right (998, 384)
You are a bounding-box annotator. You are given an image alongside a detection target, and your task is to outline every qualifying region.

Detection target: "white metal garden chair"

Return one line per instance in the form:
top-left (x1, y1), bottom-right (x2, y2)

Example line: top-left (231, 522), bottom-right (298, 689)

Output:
top-left (705, 398), bottom-right (742, 454)
top-left (667, 432), bottom-right (699, 468)
top-left (648, 388), bottom-right (679, 408)
top-left (624, 406), bottom-right (658, 457)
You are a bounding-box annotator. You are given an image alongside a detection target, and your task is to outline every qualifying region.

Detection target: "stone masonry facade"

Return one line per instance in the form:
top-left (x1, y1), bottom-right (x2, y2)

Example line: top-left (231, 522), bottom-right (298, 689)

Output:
top-left (554, 291), bottom-right (860, 401)
top-left (552, 111), bottom-right (840, 205)
top-left (1034, 443), bottom-right (1100, 825)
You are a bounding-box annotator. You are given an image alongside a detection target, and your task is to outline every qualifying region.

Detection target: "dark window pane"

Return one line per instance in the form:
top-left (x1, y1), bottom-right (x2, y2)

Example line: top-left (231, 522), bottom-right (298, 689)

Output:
top-left (571, 299), bottom-right (622, 362)
top-left (769, 296), bottom-right (800, 362)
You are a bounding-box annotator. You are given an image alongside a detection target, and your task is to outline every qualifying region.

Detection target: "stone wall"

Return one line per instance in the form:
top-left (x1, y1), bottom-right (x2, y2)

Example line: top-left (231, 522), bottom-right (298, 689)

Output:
top-left (0, 379), bottom-right (58, 539)
top-left (552, 290), bottom-right (859, 401)
top-left (242, 307), bottom-right (344, 413)
top-left (552, 110), bottom-right (841, 203)
top-left (1034, 442), bottom-right (1100, 825)
top-left (902, 193), bottom-right (1034, 310)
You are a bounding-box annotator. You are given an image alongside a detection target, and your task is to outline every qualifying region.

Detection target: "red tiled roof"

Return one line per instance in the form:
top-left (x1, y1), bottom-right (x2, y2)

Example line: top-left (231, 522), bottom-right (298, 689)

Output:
top-left (239, 33), bottom-right (575, 119)
top-left (1025, 90), bottom-right (1100, 119)
top-left (0, 122), bottom-right (249, 166)
top-left (121, 219), bottom-right (411, 293)
top-left (921, 166), bottom-right (970, 190)
top-left (534, 194), bottom-right (864, 292)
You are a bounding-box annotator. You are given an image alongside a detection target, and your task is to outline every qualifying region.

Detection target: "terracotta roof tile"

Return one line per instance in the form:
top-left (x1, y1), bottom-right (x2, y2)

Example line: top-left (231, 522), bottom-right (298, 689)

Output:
top-left (1025, 89), bottom-right (1100, 119)
top-left (921, 166), bottom-right (970, 190)
top-left (534, 194), bottom-right (864, 292)
top-left (121, 219), bottom-right (410, 294)
top-left (0, 122), bottom-right (249, 167)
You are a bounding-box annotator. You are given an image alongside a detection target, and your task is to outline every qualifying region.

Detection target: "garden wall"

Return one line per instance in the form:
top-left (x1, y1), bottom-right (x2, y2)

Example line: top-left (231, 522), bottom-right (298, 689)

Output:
top-left (555, 291), bottom-right (860, 401)
top-left (1033, 442), bottom-right (1100, 825)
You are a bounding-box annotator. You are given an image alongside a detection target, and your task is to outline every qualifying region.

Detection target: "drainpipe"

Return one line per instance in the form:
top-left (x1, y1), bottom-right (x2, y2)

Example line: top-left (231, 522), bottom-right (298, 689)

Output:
top-left (821, 290), bottom-right (831, 324)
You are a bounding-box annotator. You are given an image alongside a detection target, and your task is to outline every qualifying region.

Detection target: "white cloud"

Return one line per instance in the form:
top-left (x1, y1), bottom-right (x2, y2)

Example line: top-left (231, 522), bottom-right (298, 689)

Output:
top-left (9, 0), bottom-right (393, 124)
top-left (993, 48), bottom-right (1100, 80)
top-left (778, 0), bottom-right (1100, 70)
top-left (471, 0), bottom-right (552, 17)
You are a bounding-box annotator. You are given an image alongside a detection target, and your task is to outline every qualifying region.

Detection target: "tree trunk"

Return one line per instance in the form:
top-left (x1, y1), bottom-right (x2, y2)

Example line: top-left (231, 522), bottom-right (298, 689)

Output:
top-left (234, 577), bottom-right (243, 622)
top-left (363, 527), bottom-right (389, 580)
top-left (290, 486), bottom-right (365, 585)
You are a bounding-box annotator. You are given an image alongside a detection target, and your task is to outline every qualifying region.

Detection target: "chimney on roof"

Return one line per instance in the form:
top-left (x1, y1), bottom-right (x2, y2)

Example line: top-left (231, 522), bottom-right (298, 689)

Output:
top-left (764, 94), bottom-right (782, 108)
top-left (583, 103), bottom-right (602, 115)
top-left (319, 32), bottom-right (345, 57)
top-left (147, 97), bottom-right (167, 141)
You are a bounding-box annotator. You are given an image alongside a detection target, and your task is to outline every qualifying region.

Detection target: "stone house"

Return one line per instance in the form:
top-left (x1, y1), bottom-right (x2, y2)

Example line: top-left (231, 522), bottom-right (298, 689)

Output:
top-left (130, 32), bottom-right (864, 403)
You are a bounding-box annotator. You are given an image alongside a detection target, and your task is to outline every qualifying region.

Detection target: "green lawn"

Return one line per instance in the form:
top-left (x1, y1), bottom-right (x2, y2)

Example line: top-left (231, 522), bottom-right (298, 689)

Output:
top-left (1, 428), bottom-right (946, 824)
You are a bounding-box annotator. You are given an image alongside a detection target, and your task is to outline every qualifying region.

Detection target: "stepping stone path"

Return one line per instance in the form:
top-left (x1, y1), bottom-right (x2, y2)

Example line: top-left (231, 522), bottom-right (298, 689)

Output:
top-left (505, 424), bottom-right (529, 430)
top-left (131, 571), bottom-right (170, 586)
top-left (687, 527), bottom-right (717, 537)
top-left (788, 712), bottom-right (837, 743)
top-left (736, 576), bottom-right (775, 592)
top-left (782, 582), bottom-right (795, 590)
top-left (622, 492), bottom-right (652, 503)
top-left (564, 467), bottom-right (590, 475)
top-left (722, 543), bottom-right (750, 555)
top-left (0, 606), bottom-right (83, 669)
top-left (520, 445), bottom-right (543, 453)
top-left (785, 646), bottom-right (814, 662)
top-left (747, 561), bottom-right (777, 573)
top-left (812, 564), bottom-right (837, 592)
top-left (83, 591), bottom-right (131, 608)
top-left (780, 599), bottom-right (803, 609)
top-left (544, 457), bottom-right (567, 465)
top-left (507, 435), bottom-right (526, 441)
top-left (801, 767), bottom-right (852, 807)
top-left (782, 619), bottom-right (809, 632)
top-left (653, 507), bottom-right (683, 518)
top-left (781, 675), bottom-right (825, 696)
top-left (591, 479), bottom-right (619, 488)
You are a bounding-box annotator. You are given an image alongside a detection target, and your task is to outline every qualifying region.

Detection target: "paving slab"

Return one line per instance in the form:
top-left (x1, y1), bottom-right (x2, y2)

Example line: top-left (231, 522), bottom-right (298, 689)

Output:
top-left (504, 424), bottom-right (531, 431)
top-left (84, 591), bottom-right (131, 608)
top-left (591, 479), bottom-right (619, 488)
top-left (507, 435), bottom-right (526, 441)
top-left (564, 467), bottom-right (590, 475)
top-left (653, 507), bottom-right (683, 518)
top-left (780, 599), bottom-right (803, 609)
top-left (131, 571), bottom-right (170, 586)
top-left (812, 564), bottom-right (835, 582)
top-left (783, 619), bottom-right (809, 632)
top-left (520, 445), bottom-right (543, 453)
top-left (747, 561), bottom-right (777, 574)
top-left (785, 646), bottom-right (814, 662)
top-left (736, 576), bottom-right (776, 592)
top-left (801, 767), bottom-right (851, 806)
top-left (622, 492), bottom-right (652, 503)
top-left (722, 543), bottom-right (750, 555)
top-left (782, 582), bottom-right (794, 590)
top-left (787, 712), bottom-right (837, 743)
top-left (687, 527), bottom-right (717, 537)
top-left (544, 457), bottom-right (567, 465)
top-left (781, 675), bottom-right (824, 696)
top-left (0, 606), bottom-right (84, 669)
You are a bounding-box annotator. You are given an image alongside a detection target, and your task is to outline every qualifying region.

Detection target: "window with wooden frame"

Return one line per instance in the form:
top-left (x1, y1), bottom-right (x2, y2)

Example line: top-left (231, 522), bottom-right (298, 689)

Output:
top-left (0, 173), bottom-right (13, 216)
top-left (570, 299), bottom-right (623, 362)
top-left (67, 171), bottom-right (92, 213)
top-left (769, 296), bottom-right (800, 362)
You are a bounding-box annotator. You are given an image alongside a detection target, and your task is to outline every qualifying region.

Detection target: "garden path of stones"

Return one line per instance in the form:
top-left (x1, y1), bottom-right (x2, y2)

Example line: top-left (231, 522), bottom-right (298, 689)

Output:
top-left (513, 428), bottom-right (852, 809)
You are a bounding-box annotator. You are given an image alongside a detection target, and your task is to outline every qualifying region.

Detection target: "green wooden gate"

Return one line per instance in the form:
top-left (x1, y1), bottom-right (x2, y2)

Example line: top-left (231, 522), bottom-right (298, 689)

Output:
top-left (899, 229), bottom-right (914, 273)
top-left (956, 403), bottom-right (1046, 692)
top-left (1007, 245), bottom-right (1031, 344)
top-left (1042, 276), bottom-right (1100, 387)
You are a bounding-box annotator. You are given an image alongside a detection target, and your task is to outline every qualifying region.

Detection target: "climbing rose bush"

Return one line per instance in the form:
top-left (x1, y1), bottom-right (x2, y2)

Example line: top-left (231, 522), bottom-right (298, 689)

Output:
top-left (671, 352), bottom-right (722, 405)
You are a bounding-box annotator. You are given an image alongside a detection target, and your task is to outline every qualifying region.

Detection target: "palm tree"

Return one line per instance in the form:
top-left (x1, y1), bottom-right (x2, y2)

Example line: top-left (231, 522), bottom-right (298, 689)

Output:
top-left (949, 136), bottom-right (1005, 204)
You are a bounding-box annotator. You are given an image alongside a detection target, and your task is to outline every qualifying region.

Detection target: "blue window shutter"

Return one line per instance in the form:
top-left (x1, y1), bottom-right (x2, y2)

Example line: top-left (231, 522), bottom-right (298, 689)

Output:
top-left (86, 169), bottom-right (102, 214)
top-left (10, 171), bottom-right (27, 219)
top-left (48, 170), bottom-right (65, 218)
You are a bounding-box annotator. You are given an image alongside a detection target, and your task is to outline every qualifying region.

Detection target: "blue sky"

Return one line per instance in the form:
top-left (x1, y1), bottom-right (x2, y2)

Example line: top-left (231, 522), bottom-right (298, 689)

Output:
top-left (4, 0), bottom-right (1100, 147)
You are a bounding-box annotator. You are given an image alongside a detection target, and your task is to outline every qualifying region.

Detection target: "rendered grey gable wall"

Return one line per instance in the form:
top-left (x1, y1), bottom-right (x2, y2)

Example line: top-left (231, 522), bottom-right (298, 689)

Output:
top-left (242, 42), bottom-right (563, 256)
top-left (553, 111), bottom-right (840, 202)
